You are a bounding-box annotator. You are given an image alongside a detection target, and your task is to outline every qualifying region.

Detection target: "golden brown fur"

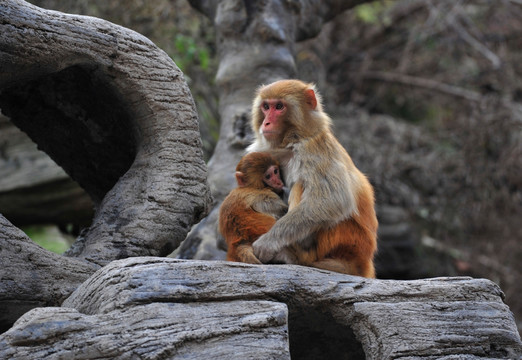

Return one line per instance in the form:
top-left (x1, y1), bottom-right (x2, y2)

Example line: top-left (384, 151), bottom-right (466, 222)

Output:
top-left (248, 79), bottom-right (378, 277)
top-left (219, 152), bottom-right (288, 264)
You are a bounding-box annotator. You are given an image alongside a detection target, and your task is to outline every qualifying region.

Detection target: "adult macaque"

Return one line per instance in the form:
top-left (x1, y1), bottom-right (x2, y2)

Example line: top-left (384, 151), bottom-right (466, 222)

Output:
top-left (248, 79), bottom-right (378, 277)
top-left (219, 152), bottom-right (289, 264)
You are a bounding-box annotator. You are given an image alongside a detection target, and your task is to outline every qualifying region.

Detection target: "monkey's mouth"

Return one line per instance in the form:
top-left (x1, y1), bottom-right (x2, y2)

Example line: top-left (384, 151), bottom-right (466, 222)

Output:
top-left (262, 131), bottom-right (280, 139)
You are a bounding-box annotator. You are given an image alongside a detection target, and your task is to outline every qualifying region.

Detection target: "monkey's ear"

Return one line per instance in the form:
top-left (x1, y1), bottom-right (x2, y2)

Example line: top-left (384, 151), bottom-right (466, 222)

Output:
top-left (305, 89), bottom-right (317, 110)
top-left (235, 171), bottom-right (247, 187)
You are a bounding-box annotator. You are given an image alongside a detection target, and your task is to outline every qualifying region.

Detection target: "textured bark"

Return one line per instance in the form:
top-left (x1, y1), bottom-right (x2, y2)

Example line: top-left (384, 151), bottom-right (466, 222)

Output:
top-left (0, 0), bottom-right (212, 265)
top-left (0, 0), bottom-right (212, 332)
top-left (0, 257), bottom-right (520, 359)
top-left (0, 303), bottom-right (290, 360)
top-left (0, 215), bottom-right (98, 333)
top-left (179, 0), bottom-right (372, 260)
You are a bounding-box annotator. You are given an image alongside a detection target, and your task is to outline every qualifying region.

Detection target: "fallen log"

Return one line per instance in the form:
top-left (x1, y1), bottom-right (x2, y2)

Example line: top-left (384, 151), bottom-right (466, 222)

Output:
top-left (0, 257), bottom-right (519, 359)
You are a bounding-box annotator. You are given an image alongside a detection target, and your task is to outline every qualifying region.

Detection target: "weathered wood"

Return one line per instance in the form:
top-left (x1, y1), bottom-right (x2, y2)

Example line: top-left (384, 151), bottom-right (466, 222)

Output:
top-left (0, 0), bottom-right (213, 333)
top-left (352, 301), bottom-right (521, 359)
top-left (0, 0), bottom-right (212, 266)
top-left (0, 214), bottom-right (98, 333)
top-left (0, 302), bottom-right (289, 360)
top-left (1, 257), bottom-right (519, 359)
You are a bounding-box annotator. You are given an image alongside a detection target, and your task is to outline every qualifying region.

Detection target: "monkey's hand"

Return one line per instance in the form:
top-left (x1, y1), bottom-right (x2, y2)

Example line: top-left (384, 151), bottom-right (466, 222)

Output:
top-left (252, 234), bottom-right (282, 263)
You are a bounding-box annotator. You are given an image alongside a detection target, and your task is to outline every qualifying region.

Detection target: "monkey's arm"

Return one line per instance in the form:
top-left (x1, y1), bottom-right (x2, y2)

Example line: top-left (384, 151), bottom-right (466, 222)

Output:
top-left (253, 159), bottom-right (359, 262)
top-left (251, 192), bottom-right (288, 219)
top-left (236, 244), bottom-right (262, 264)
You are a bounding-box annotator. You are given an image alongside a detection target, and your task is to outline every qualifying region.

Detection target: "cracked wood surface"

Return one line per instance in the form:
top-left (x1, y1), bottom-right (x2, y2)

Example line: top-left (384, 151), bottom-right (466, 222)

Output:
top-left (1, 257), bottom-right (519, 359)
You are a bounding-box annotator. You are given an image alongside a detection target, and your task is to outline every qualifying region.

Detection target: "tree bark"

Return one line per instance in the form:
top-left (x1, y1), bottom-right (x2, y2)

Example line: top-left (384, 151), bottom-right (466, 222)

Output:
top-left (0, 0), bottom-right (212, 331)
top-left (180, 0), bottom-right (372, 260)
top-left (0, 0), bottom-right (212, 266)
top-left (0, 303), bottom-right (290, 359)
top-left (0, 257), bottom-right (519, 359)
top-left (0, 215), bottom-right (98, 333)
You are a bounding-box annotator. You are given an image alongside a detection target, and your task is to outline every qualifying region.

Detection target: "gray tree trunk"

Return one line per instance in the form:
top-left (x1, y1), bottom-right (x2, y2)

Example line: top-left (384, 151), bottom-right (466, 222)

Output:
top-left (178, 0), bottom-right (372, 260)
top-left (0, 257), bottom-right (520, 359)
top-left (0, 0), bottom-right (212, 330)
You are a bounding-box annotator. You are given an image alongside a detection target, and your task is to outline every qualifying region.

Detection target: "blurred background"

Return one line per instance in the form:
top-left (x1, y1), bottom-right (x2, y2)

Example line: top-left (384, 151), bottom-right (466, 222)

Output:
top-left (2, 0), bottom-right (520, 332)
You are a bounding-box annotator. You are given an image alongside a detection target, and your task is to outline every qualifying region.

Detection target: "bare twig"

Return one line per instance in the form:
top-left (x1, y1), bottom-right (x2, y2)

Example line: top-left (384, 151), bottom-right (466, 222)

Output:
top-left (425, 1), bottom-right (501, 69)
top-left (359, 70), bottom-right (522, 120)
top-left (448, 15), bottom-right (502, 69)
top-left (360, 70), bottom-right (482, 102)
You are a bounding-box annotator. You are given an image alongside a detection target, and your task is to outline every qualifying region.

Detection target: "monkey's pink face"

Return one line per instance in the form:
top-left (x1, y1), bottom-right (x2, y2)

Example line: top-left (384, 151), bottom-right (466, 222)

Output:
top-left (260, 99), bottom-right (286, 142)
top-left (263, 164), bottom-right (284, 193)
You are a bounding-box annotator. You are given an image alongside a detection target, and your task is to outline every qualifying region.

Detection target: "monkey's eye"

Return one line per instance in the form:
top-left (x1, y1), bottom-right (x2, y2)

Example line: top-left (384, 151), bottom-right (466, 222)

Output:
top-left (265, 174), bottom-right (271, 180)
top-left (276, 102), bottom-right (284, 110)
top-left (274, 168), bottom-right (278, 174)
top-left (262, 103), bottom-right (269, 110)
